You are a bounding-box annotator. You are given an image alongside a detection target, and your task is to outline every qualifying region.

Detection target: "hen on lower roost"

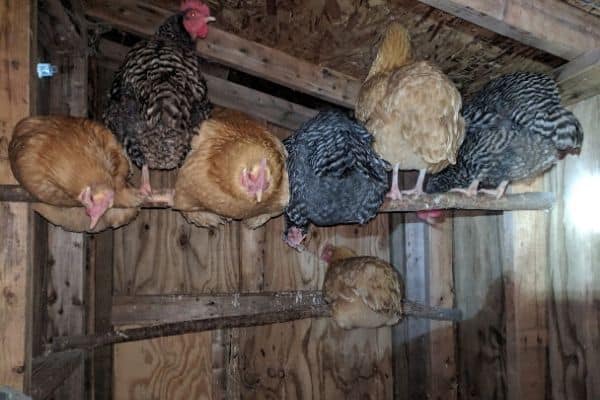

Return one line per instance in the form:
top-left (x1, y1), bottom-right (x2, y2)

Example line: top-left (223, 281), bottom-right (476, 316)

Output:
top-left (103, 0), bottom-right (215, 195)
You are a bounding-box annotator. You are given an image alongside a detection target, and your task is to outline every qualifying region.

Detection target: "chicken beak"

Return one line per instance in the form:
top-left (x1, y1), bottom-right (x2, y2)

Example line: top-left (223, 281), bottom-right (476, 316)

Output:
top-left (256, 189), bottom-right (263, 203)
top-left (205, 16), bottom-right (216, 23)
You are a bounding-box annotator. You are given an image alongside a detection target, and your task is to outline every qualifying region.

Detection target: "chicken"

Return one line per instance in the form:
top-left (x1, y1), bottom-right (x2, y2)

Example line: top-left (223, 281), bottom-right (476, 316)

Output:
top-left (283, 110), bottom-right (390, 248)
top-left (173, 108), bottom-right (289, 228)
top-left (321, 245), bottom-right (403, 329)
top-left (103, 0), bottom-right (215, 194)
top-left (425, 72), bottom-right (584, 198)
top-left (356, 23), bottom-right (464, 200)
top-left (33, 204), bottom-right (139, 233)
top-left (9, 116), bottom-right (145, 229)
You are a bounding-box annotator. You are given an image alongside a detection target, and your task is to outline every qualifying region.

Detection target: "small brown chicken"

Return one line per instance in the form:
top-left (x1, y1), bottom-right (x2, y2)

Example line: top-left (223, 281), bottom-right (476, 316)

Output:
top-left (356, 23), bottom-right (465, 200)
top-left (9, 116), bottom-right (146, 229)
top-left (173, 108), bottom-right (289, 228)
top-left (322, 245), bottom-right (404, 329)
top-left (32, 204), bottom-right (139, 233)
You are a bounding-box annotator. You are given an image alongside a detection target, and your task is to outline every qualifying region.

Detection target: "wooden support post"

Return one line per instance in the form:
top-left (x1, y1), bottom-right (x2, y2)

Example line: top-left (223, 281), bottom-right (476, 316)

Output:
top-left (0, 0), bottom-right (35, 392)
top-left (39, 1), bottom-right (89, 398)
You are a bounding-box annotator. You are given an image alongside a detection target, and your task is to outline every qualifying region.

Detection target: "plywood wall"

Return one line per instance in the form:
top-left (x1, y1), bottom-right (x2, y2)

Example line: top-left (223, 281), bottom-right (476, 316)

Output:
top-left (111, 128), bottom-right (393, 399)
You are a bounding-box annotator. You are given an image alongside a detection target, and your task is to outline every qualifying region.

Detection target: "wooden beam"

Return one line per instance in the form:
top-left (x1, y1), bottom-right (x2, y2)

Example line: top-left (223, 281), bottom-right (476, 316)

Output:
top-left (196, 28), bottom-right (360, 108)
top-left (97, 39), bottom-right (317, 130)
top-left (0, 0), bottom-right (34, 392)
top-left (418, 0), bottom-right (600, 59)
top-left (1, 185), bottom-right (555, 212)
top-left (29, 350), bottom-right (84, 400)
top-left (50, 292), bottom-right (460, 352)
top-left (86, 4), bottom-right (360, 107)
top-left (554, 47), bottom-right (600, 106)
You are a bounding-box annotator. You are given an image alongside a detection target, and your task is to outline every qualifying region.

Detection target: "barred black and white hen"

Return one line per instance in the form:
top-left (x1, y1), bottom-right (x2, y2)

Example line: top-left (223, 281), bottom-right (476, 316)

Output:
top-left (425, 72), bottom-right (583, 198)
top-left (283, 110), bottom-right (390, 248)
top-left (103, 0), bottom-right (214, 194)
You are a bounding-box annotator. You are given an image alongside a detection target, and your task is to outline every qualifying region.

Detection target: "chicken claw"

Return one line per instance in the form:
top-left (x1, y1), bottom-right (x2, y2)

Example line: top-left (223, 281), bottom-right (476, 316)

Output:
top-left (449, 179), bottom-right (480, 197)
top-left (386, 163), bottom-right (403, 200)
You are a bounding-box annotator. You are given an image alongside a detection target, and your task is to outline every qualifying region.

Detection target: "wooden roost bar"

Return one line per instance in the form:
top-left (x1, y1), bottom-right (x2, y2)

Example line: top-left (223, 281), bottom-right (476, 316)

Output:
top-left (1, 0), bottom-right (599, 399)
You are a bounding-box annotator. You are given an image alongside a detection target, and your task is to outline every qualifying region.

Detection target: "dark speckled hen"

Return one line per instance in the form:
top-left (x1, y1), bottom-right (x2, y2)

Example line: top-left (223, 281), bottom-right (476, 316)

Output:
top-left (103, 0), bottom-right (214, 194)
top-left (425, 72), bottom-right (583, 198)
top-left (283, 110), bottom-right (390, 248)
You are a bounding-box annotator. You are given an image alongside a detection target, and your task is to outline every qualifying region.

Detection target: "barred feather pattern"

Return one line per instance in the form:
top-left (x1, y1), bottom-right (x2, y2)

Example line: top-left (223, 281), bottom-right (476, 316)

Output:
top-left (103, 13), bottom-right (212, 170)
top-left (426, 72), bottom-right (583, 193)
top-left (284, 110), bottom-right (390, 236)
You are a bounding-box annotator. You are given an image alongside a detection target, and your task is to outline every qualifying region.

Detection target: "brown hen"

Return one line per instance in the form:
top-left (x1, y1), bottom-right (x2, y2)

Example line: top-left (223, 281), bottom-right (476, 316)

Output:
top-left (322, 245), bottom-right (404, 329)
top-left (356, 23), bottom-right (465, 200)
top-left (174, 108), bottom-right (289, 228)
top-left (9, 116), bottom-right (146, 229)
top-left (32, 204), bottom-right (139, 233)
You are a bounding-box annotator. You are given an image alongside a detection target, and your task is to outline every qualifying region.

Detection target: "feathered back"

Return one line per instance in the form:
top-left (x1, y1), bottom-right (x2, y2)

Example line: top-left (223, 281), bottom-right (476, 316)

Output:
top-left (283, 110), bottom-right (390, 234)
top-left (9, 116), bottom-right (131, 205)
top-left (365, 23), bottom-right (412, 81)
top-left (174, 108), bottom-right (289, 222)
top-left (103, 10), bottom-right (212, 170)
top-left (426, 72), bottom-right (584, 193)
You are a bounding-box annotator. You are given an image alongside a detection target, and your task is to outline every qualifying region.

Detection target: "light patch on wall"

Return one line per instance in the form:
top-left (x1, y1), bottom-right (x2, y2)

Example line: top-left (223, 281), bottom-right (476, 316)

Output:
top-left (566, 173), bottom-right (600, 233)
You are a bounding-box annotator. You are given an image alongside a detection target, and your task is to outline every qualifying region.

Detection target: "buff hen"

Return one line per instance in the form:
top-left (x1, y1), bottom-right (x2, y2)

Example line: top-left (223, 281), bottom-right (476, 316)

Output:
top-left (9, 116), bottom-right (146, 229)
top-left (425, 73), bottom-right (584, 197)
top-left (356, 23), bottom-right (464, 200)
top-left (173, 108), bottom-right (289, 228)
top-left (322, 245), bottom-right (403, 329)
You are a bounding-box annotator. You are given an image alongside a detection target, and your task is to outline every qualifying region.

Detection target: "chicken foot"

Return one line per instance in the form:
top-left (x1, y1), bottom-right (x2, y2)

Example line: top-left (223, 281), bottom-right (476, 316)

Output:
top-left (478, 180), bottom-right (509, 199)
top-left (140, 164), bottom-right (152, 196)
top-left (449, 179), bottom-right (480, 197)
top-left (386, 163), bottom-right (403, 200)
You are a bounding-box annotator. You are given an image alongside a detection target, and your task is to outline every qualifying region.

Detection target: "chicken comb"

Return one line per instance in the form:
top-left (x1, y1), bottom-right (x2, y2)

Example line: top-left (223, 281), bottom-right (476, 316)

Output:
top-left (180, 0), bottom-right (209, 14)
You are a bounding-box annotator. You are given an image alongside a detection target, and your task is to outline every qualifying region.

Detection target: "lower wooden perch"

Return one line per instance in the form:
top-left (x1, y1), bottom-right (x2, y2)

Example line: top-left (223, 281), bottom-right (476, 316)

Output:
top-left (46, 291), bottom-right (462, 353)
top-left (0, 184), bottom-right (555, 211)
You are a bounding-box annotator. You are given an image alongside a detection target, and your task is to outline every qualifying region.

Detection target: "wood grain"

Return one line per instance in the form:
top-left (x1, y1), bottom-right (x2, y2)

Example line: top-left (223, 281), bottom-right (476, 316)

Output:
top-left (503, 179), bottom-right (549, 400)
top-left (453, 211), bottom-right (507, 399)
top-left (113, 170), bottom-right (240, 400)
top-left (419, 0), bottom-right (600, 59)
top-left (547, 96), bottom-right (600, 400)
top-left (0, 0), bottom-right (33, 391)
top-left (236, 216), bottom-right (392, 399)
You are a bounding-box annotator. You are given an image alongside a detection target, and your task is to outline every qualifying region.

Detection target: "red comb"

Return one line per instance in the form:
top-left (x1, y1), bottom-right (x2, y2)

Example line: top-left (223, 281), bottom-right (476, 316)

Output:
top-left (180, 0), bottom-right (209, 13)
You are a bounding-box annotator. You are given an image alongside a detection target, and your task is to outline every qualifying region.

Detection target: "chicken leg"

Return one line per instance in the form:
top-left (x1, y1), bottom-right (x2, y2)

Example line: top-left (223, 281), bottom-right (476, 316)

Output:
top-left (140, 164), bottom-right (152, 196)
top-left (386, 163), bottom-right (403, 200)
top-left (449, 179), bottom-right (480, 197)
top-left (478, 180), bottom-right (509, 199)
top-left (401, 169), bottom-right (426, 197)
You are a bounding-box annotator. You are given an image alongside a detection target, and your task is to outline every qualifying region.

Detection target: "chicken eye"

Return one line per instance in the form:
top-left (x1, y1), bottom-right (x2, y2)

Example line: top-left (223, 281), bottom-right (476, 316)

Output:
top-left (187, 10), bottom-right (198, 18)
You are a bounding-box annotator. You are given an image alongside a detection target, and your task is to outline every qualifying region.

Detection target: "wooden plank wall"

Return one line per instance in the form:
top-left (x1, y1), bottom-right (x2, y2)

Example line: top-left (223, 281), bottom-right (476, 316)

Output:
top-left (110, 124), bottom-right (393, 399)
top-left (0, 0), bottom-right (34, 391)
top-left (546, 96), bottom-right (600, 400)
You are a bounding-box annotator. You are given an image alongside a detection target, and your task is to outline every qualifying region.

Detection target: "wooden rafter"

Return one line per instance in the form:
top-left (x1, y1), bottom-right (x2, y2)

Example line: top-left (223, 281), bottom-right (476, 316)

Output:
top-left (554, 47), bottom-right (600, 105)
top-left (418, 0), bottom-right (600, 60)
top-left (97, 38), bottom-right (317, 130)
top-left (85, 2), bottom-right (358, 108)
